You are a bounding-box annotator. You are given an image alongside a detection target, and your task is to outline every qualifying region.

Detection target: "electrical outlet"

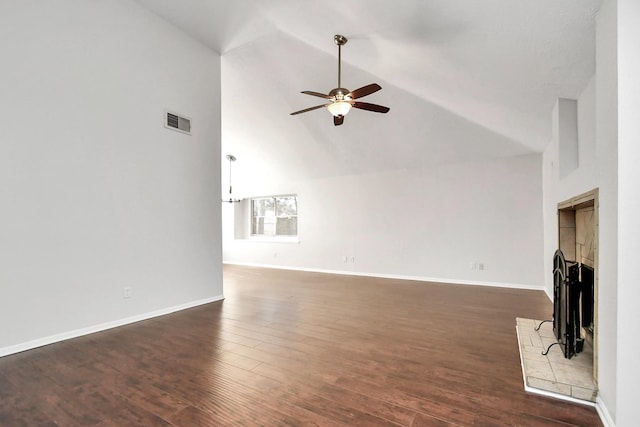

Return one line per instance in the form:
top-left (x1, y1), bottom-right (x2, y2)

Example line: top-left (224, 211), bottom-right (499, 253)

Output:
top-left (350, 256), bottom-right (355, 263)
top-left (478, 263), bottom-right (485, 271)
top-left (123, 287), bottom-right (132, 299)
top-left (343, 256), bottom-right (348, 263)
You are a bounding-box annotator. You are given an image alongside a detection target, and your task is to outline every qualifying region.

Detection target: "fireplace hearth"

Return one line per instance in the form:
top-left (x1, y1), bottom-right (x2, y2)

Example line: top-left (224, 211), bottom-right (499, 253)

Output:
top-left (516, 317), bottom-right (596, 403)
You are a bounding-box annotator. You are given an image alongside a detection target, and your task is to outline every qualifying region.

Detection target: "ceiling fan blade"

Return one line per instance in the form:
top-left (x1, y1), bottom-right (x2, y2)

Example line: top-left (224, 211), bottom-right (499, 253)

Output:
top-left (348, 83), bottom-right (382, 99)
top-left (301, 90), bottom-right (332, 99)
top-left (353, 101), bottom-right (390, 113)
top-left (334, 115), bottom-right (344, 126)
top-left (290, 104), bottom-right (328, 115)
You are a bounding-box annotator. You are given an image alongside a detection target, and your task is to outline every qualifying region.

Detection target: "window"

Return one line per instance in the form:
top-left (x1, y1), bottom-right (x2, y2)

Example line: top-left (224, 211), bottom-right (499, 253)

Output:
top-left (251, 195), bottom-right (298, 237)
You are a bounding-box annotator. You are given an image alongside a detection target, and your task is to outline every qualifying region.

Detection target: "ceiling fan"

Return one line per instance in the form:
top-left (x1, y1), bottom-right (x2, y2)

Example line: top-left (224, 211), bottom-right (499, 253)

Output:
top-left (290, 34), bottom-right (390, 126)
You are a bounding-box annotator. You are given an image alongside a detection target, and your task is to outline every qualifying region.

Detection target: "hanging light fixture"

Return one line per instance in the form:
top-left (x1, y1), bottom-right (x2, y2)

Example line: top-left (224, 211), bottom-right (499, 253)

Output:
top-left (222, 154), bottom-right (241, 203)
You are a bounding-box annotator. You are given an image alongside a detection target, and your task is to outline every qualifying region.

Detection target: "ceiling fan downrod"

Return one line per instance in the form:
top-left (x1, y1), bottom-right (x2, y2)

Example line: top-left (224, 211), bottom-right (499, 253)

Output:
top-left (335, 34), bottom-right (347, 90)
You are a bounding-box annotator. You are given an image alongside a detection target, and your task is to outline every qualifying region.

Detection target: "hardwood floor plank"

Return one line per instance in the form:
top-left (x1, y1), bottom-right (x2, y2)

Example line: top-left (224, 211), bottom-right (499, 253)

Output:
top-left (411, 412), bottom-right (463, 426)
top-left (0, 372), bottom-right (58, 427)
top-left (94, 408), bottom-right (173, 427)
top-left (168, 405), bottom-right (241, 427)
top-left (80, 360), bottom-right (190, 421)
top-left (0, 265), bottom-right (602, 426)
top-left (252, 362), bottom-right (416, 426)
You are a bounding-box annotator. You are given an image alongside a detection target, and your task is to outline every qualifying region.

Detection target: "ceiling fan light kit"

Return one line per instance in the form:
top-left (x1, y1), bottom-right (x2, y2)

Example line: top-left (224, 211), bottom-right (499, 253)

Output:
top-left (327, 100), bottom-right (352, 116)
top-left (290, 34), bottom-right (389, 126)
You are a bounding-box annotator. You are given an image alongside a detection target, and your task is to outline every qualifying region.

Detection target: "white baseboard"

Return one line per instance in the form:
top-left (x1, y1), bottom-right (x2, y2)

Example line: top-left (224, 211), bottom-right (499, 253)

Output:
top-left (523, 383), bottom-right (596, 407)
top-left (596, 396), bottom-right (615, 427)
top-left (0, 294), bottom-right (225, 358)
top-left (223, 261), bottom-right (544, 291)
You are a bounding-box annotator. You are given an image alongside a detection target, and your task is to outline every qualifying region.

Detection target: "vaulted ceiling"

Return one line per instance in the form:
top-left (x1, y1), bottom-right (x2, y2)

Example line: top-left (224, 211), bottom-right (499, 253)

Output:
top-left (135, 0), bottom-right (601, 179)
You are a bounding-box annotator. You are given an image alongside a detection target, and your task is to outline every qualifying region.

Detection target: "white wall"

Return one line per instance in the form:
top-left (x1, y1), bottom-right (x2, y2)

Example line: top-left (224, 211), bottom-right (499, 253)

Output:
top-left (542, 0), bottom-right (623, 423)
top-left (223, 153), bottom-right (544, 289)
top-left (0, 0), bottom-right (223, 355)
top-left (558, 99), bottom-right (580, 180)
top-left (595, 0), bottom-right (619, 422)
top-left (615, 0), bottom-right (640, 425)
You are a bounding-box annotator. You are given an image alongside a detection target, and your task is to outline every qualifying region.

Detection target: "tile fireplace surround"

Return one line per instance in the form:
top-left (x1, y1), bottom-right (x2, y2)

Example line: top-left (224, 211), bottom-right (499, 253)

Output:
top-left (516, 318), bottom-right (597, 404)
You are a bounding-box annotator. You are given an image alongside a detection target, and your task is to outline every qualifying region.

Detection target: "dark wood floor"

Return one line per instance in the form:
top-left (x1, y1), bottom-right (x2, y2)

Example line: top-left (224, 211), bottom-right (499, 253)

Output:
top-left (0, 265), bottom-right (602, 426)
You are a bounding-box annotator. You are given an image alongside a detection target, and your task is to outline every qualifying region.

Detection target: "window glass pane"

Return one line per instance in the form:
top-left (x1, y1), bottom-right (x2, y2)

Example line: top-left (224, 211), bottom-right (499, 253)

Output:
top-left (276, 217), bottom-right (297, 236)
top-left (251, 217), bottom-right (262, 235)
top-left (276, 196), bottom-right (297, 216)
top-left (253, 198), bottom-right (275, 217)
top-left (263, 216), bottom-right (276, 236)
top-left (251, 195), bottom-right (297, 237)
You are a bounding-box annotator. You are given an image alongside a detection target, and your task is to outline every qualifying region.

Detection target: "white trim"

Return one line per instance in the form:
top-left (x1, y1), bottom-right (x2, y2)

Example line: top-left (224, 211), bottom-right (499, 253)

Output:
top-left (222, 261), bottom-right (544, 291)
top-left (595, 396), bottom-right (615, 427)
top-left (523, 382), bottom-right (596, 407)
top-left (0, 294), bottom-right (224, 358)
top-left (246, 236), bottom-right (300, 244)
top-left (544, 286), bottom-right (553, 302)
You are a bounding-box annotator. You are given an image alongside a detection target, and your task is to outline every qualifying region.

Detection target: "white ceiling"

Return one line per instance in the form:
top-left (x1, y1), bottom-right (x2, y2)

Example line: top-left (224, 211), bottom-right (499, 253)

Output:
top-left (135, 0), bottom-right (601, 178)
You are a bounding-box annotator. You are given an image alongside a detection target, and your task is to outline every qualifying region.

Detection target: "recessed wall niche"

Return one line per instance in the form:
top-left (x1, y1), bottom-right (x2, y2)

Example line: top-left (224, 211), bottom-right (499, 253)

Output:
top-left (556, 98), bottom-right (579, 179)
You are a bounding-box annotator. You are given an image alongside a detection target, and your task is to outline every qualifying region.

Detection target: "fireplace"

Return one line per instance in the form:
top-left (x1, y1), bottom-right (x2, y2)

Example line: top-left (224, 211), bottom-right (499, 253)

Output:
top-left (556, 189), bottom-right (598, 384)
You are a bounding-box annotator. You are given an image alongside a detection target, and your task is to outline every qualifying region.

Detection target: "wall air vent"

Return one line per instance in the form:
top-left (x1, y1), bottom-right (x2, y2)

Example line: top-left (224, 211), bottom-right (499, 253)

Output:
top-left (164, 110), bottom-right (191, 135)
